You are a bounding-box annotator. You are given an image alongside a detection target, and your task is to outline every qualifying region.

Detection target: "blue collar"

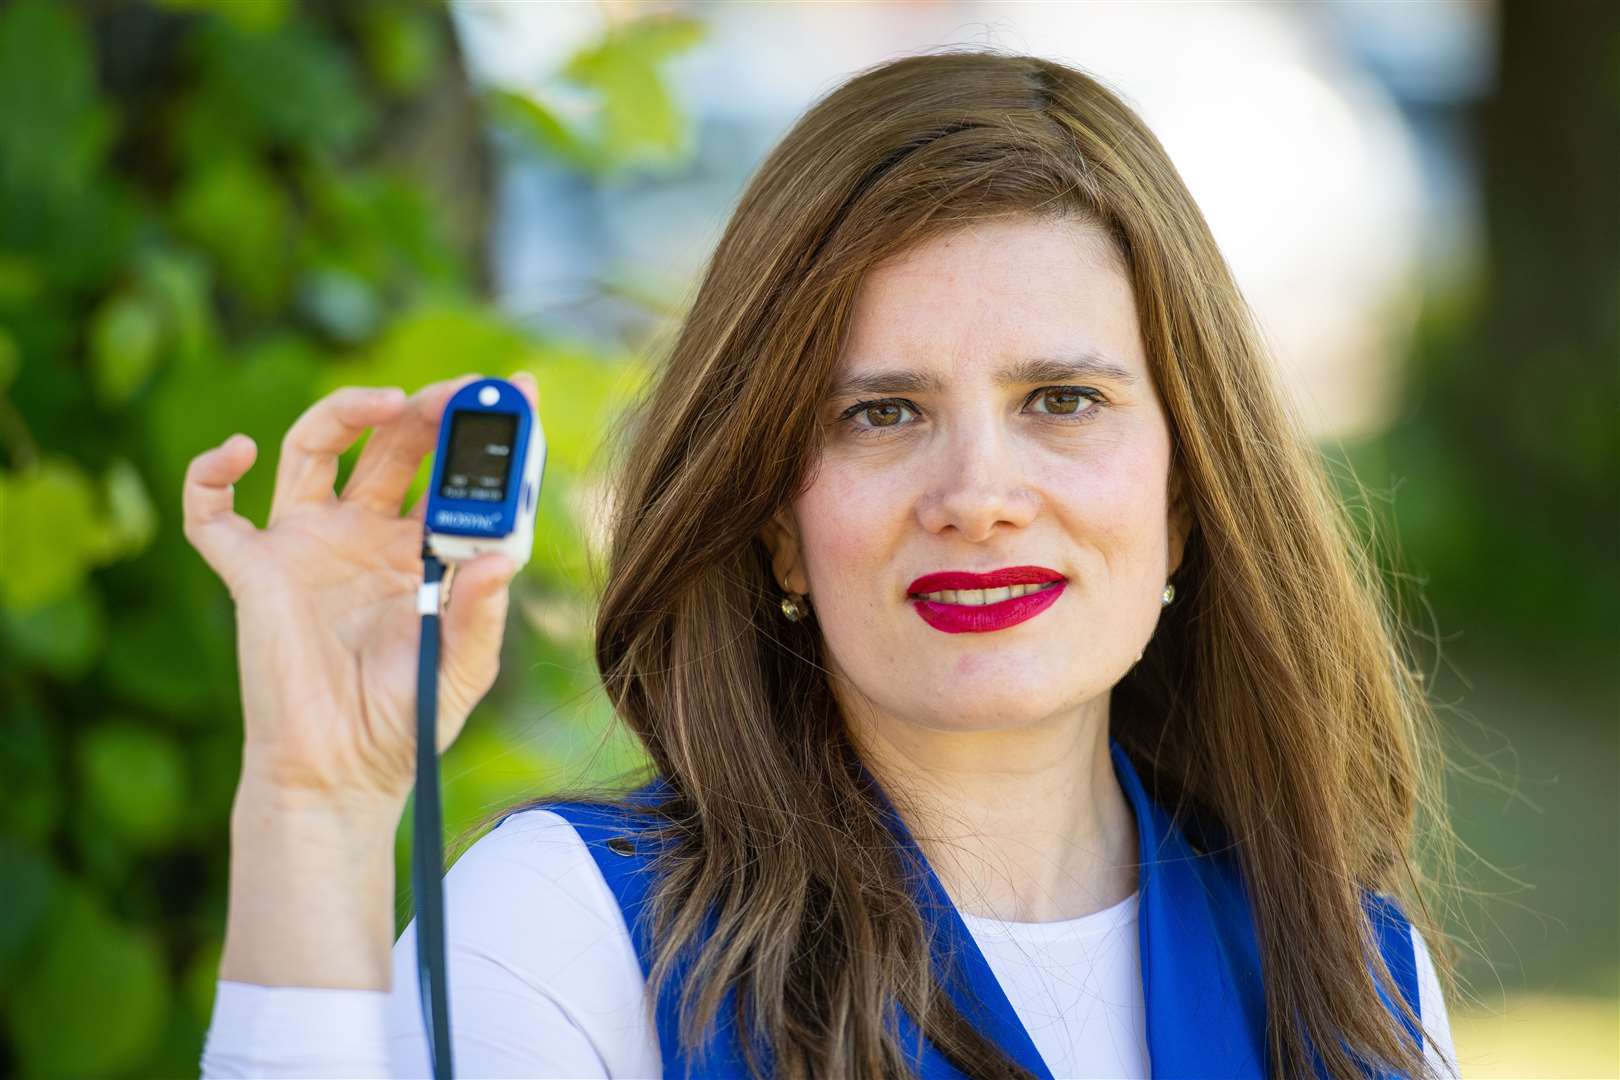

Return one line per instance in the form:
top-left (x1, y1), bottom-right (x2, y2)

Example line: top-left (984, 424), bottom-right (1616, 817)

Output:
top-left (537, 736), bottom-right (1422, 1078)
top-left (855, 736), bottom-right (1268, 1079)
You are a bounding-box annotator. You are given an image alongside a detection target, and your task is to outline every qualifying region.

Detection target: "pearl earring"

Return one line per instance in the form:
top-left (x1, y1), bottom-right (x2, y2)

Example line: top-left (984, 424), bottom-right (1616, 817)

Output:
top-left (779, 580), bottom-right (808, 622)
top-left (1137, 581), bottom-right (1176, 663)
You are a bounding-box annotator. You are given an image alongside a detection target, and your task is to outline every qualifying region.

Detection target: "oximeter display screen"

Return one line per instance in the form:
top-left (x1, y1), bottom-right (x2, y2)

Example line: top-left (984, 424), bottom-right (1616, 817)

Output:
top-left (438, 412), bottom-right (518, 503)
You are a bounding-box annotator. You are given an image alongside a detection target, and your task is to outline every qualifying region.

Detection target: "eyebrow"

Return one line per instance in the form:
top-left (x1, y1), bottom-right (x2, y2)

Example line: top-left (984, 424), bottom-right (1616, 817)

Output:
top-left (826, 352), bottom-right (1139, 400)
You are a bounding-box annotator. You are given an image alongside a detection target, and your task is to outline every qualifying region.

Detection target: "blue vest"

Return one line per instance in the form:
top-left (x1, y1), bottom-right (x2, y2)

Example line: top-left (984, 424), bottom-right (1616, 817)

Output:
top-left (533, 739), bottom-right (1423, 1078)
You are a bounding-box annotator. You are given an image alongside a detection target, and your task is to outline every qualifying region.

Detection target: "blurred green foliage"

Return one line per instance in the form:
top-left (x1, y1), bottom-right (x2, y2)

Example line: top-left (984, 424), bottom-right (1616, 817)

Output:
top-left (1, 0), bottom-right (1610, 1073)
top-left (0, 1), bottom-right (701, 1074)
top-left (489, 13), bottom-right (706, 175)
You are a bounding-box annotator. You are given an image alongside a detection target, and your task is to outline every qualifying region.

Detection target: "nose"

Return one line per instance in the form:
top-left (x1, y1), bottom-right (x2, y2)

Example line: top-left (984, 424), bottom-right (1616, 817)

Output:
top-left (914, 415), bottom-right (1038, 541)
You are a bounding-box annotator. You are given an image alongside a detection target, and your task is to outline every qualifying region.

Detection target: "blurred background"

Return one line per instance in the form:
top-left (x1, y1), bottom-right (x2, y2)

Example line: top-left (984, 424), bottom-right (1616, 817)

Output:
top-left (0, 0), bottom-right (1613, 1075)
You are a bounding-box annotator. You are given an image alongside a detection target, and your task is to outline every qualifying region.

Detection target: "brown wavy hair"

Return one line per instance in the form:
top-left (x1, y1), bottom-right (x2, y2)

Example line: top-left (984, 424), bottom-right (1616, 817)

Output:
top-left (474, 48), bottom-right (1460, 1080)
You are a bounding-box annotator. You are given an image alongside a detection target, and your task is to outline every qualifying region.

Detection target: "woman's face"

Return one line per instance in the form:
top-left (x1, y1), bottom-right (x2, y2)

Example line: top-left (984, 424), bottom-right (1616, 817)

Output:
top-left (761, 215), bottom-right (1189, 740)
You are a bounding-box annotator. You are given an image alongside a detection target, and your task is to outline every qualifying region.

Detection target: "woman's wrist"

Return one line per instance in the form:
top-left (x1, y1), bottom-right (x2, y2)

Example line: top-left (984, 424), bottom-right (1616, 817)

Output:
top-left (235, 742), bottom-right (414, 818)
top-left (232, 757), bottom-right (410, 823)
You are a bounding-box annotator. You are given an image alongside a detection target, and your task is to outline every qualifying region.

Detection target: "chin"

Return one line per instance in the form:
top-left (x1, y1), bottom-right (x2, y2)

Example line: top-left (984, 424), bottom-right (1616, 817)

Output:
top-left (904, 693), bottom-right (1082, 733)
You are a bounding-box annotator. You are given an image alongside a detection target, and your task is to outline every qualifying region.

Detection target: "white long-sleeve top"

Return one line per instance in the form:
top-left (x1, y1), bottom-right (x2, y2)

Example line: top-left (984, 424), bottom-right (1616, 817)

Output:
top-left (200, 807), bottom-right (1459, 1079)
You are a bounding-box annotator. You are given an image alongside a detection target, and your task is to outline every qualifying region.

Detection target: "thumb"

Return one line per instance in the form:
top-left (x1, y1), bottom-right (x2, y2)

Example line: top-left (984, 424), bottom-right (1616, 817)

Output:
top-left (181, 433), bottom-right (260, 588)
top-left (439, 553), bottom-right (519, 690)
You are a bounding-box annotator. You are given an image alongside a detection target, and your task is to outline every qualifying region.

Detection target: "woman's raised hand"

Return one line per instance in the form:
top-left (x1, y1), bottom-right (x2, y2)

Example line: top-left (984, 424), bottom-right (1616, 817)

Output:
top-left (182, 373), bottom-right (538, 812)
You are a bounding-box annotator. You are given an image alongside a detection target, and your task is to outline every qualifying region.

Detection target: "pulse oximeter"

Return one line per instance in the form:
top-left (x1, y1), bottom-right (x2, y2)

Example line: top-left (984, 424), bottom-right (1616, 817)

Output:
top-left (422, 377), bottom-right (546, 567)
top-left (413, 375), bottom-right (547, 1080)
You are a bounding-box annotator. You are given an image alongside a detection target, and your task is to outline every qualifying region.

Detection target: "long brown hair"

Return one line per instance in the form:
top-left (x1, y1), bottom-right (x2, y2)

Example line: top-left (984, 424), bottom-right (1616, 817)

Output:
top-left (476, 48), bottom-right (1459, 1079)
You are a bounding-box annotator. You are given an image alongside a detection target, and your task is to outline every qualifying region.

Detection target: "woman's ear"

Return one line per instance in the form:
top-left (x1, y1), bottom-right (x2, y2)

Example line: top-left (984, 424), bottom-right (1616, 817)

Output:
top-left (758, 507), bottom-right (808, 594)
top-left (1166, 469), bottom-right (1192, 578)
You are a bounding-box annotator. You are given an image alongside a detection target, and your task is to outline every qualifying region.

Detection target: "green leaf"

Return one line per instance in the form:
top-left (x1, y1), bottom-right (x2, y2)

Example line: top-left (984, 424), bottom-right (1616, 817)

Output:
top-left (487, 15), bottom-right (704, 177)
top-left (145, 334), bottom-right (320, 528)
top-left (561, 14), bottom-right (705, 172)
top-left (486, 88), bottom-right (600, 172)
top-left (182, 936), bottom-right (224, 1022)
top-left (0, 584), bottom-right (105, 678)
top-left (358, 6), bottom-right (441, 96)
top-left (0, 839), bottom-right (54, 982)
top-left (90, 290), bottom-right (164, 405)
top-left (0, 323), bottom-right (18, 390)
top-left (0, 249), bottom-right (42, 307)
top-left (2, 776), bottom-right (60, 850)
top-left (172, 155), bottom-right (291, 312)
top-left (80, 513), bottom-right (241, 724)
top-left (78, 721), bottom-right (189, 850)
top-left (0, 458), bottom-right (121, 611)
top-left (19, 175), bottom-right (143, 291)
top-left (188, 731), bottom-right (244, 840)
top-left (103, 601), bottom-right (216, 715)
top-left (153, 0), bottom-right (290, 33)
top-left (7, 877), bottom-right (170, 1075)
top-left (170, 78), bottom-right (260, 169)
top-left (188, 14), bottom-right (375, 154)
top-left (0, 0), bottom-right (114, 196)
top-left (0, 688), bottom-right (64, 847)
top-left (316, 300), bottom-right (548, 402)
top-left (299, 159), bottom-right (461, 285)
top-left (134, 246), bottom-right (218, 370)
top-left (527, 347), bottom-right (649, 476)
top-left (103, 457), bottom-right (157, 557)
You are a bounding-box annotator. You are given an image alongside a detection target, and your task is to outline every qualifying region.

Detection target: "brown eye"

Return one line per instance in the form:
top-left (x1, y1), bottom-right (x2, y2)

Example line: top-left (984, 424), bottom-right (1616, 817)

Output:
top-left (1031, 386), bottom-right (1102, 417)
top-left (836, 398), bottom-right (920, 439)
top-left (862, 403), bottom-right (906, 427)
top-left (1047, 390), bottom-right (1084, 414)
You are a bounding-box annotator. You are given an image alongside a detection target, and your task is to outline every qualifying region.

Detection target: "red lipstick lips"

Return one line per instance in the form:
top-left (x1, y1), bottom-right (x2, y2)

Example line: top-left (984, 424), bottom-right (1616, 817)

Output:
top-left (907, 566), bottom-right (1066, 594)
top-left (906, 565), bottom-right (1066, 634)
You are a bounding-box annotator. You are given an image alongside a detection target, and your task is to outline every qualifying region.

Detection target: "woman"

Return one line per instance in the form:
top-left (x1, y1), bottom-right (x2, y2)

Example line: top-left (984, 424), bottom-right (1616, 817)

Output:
top-left (192, 50), bottom-right (1459, 1079)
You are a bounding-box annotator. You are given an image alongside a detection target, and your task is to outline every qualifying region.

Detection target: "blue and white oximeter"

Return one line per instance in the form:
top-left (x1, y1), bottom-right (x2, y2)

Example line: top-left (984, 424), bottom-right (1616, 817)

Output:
top-left (413, 375), bottom-right (547, 1080)
top-left (422, 377), bottom-right (546, 567)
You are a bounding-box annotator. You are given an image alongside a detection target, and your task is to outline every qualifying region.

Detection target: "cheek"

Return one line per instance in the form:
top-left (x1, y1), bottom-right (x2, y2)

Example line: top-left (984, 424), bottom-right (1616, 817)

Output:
top-left (1040, 435), bottom-right (1170, 562)
top-left (794, 465), bottom-right (904, 582)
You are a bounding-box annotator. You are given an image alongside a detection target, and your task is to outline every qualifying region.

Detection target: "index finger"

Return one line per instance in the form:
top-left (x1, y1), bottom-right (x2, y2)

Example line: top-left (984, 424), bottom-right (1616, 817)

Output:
top-left (268, 386), bottom-right (407, 526)
top-left (340, 373), bottom-right (485, 515)
top-left (508, 370), bottom-right (539, 413)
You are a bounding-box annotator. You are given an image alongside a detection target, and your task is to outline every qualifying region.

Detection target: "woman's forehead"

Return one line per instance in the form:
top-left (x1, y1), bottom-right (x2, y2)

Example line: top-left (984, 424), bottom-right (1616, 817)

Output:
top-left (838, 219), bottom-right (1144, 383)
top-left (826, 352), bottom-right (1141, 403)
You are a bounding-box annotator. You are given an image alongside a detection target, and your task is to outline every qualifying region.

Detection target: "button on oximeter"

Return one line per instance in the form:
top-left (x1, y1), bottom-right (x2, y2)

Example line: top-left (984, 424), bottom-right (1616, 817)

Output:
top-left (477, 385), bottom-right (500, 406)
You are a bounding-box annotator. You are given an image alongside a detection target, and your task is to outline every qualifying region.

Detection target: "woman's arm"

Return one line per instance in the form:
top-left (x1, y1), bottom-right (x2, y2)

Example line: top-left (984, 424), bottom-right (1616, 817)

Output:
top-left (219, 778), bottom-right (404, 990)
top-left (199, 780), bottom-right (403, 1078)
top-left (181, 376), bottom-right (537, 1022)
top-left (200, 808), bottom-right (660, 1079)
